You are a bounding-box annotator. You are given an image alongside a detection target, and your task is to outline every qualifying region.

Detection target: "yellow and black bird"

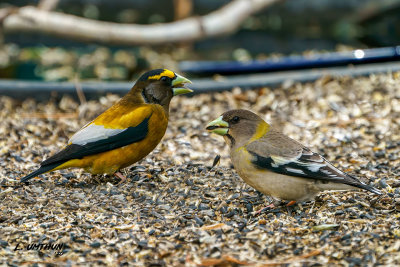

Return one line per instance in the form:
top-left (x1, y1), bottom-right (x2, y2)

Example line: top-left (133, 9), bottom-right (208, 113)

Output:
top-left (206, 109), bottom-right (381, 203)
top-left (20, 69), bottom-right (192, 183)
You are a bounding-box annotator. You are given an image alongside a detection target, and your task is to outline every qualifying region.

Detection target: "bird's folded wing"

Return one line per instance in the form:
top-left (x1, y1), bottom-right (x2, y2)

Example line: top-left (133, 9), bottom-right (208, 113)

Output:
top-left (246, 133), bottom-right (356, 184)
top-left (41, 112), bottom-right (151, 166)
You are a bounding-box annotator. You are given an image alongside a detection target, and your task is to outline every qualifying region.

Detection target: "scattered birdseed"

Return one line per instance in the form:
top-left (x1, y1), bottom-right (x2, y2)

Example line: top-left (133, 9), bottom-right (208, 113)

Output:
top-left (0, 73), bottom-right (399, 265)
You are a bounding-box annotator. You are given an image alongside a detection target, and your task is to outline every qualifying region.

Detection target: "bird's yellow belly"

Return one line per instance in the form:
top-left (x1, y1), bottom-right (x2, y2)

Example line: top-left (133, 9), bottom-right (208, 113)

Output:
top-left (55, 126), bottom-right (167, 175)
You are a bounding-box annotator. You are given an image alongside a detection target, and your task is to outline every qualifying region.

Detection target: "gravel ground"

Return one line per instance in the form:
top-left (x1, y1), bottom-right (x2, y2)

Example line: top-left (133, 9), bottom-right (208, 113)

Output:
top-left (1, 73), bottom-right (399, 266)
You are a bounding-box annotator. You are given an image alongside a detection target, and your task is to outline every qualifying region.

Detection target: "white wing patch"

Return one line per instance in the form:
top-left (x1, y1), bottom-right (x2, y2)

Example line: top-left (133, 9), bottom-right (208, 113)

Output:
top-left (270, 154), bottom-right (301, 166)
top-left (304, 163), bottom-right (325, 172)
top-left (321, 169), bottom-right (332, 175)
top-left (285, 167), bottom-right (306, 175)
top-left (271, 154), bottom-right (324, 172)
top-left (69, 123), bottom-right (126, 145)
top-left (270, 149), bottom-right (346, 179)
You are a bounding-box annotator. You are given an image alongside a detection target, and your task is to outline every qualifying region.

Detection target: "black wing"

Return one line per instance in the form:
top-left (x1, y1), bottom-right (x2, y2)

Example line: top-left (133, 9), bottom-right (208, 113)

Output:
top-left (248, 146), bottom-right (381, 195)
top-left (41, 116), bottom-right (150, 166)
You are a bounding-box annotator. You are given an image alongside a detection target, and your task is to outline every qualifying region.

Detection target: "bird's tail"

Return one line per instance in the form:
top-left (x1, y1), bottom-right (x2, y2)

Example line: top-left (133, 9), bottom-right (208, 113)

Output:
top-left (20, 163), bottom-right (61, 183)
top-left (349, 179), bottom-right (382, 195)
top-left (357, 183), bottom-right (382, 195)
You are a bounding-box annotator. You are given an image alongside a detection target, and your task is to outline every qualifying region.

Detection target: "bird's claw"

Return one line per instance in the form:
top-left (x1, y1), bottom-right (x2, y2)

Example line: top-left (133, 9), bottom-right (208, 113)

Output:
top-left (252, 203), bottom-right (277, 216)
top-left (114, 172), bottom-right (127, 185)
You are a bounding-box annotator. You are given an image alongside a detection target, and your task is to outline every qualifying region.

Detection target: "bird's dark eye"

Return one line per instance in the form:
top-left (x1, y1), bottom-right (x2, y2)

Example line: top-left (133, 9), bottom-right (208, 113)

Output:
top-left (160, 76), bottom-right (168, 82)
top-left (231, 116), bottom-right (240, 124)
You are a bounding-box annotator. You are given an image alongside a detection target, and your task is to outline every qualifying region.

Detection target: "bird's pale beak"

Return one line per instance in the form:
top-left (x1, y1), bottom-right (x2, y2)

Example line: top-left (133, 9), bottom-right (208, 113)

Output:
top-left (172, 74), bottom-right (193, 96)
top-left (206, 116), bottom-right (229, 135)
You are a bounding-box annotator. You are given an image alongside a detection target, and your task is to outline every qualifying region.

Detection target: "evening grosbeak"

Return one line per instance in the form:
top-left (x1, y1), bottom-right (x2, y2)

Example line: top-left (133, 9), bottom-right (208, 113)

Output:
top-left (20, 69), bottom-right (192, 183)
top-left (206, 109), bottom-right (381, 203)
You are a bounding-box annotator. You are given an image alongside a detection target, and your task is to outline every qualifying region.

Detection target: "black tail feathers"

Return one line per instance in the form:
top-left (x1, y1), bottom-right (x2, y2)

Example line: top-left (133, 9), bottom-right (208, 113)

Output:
top-left (20, 163), bottom-right (61, 183)
top-left (351, 181), bottom-right (382, 195)
top-left (359, 183), bottom-right (382, 195)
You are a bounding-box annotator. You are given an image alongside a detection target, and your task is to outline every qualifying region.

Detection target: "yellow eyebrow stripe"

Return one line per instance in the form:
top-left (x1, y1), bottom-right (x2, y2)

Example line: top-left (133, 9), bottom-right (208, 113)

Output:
top-left (249, 121), bottom-right (270, 142)
top-left (235, 121), bottom-right (270, 153)
top-left (148, 69), bottom-right (175, 80)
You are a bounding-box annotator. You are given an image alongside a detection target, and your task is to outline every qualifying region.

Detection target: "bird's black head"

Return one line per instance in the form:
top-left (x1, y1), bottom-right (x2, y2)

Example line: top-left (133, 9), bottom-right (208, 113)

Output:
top-left (131, 69), bottom-right (192, 111)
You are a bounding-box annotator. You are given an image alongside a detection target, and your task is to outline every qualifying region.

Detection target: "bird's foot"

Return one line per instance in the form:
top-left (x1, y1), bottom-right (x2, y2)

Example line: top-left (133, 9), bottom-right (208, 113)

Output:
top-left (286, 200), bottom-right (297, 207)
top-left (114, 172), bottom-right (127, 185)
top-left (284, 200), bottom-right (300, 216)
top-left (252, 203), bottom-right (277, 216)
top-left (253, 200), bottom-right (298, 216)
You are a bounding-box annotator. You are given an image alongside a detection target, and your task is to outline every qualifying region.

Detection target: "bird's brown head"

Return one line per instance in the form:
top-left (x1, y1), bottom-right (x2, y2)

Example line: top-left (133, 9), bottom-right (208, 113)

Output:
top-left (128, 69), bottom-right (192, 112)
top-left (206, 109), bottom-right (270, 147)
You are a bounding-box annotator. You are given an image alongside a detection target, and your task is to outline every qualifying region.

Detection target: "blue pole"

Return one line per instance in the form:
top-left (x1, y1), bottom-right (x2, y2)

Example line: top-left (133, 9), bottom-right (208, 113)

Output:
top-left (180, 46), bottom-right (400, 75)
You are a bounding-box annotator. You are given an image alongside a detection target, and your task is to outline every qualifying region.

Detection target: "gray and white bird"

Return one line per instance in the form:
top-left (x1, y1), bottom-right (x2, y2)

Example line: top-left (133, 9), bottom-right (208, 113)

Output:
top-left (206, 109), bottom-right (381, 203)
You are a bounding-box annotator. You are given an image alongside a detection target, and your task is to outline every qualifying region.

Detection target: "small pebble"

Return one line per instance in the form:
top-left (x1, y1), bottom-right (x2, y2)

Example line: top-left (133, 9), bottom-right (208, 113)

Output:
top-left (0, 240), bottom-right (8, 248)
top-left (379, 179), bottom-right (388, 188)
top-left (194, 216), bottom-right (204, 226)
top-left (90, 242), bottom-right (101, 248)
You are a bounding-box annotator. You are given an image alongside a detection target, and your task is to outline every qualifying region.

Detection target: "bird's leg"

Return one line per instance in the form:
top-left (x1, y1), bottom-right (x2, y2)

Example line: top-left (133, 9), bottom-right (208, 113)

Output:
top-left (286, 200), bottom-right (297, 206)
top-left (285, 201), bottom-right (299, 216)
top-left (115, 172), bottom-right (127, 185)
top-left (253, 200), bottom-right (298, 216)
top-left (92, 174), bottom-right (101, 184)
top-left (252, 196), bottom-right (280, 215)
top-left (253, 203), bottom-right (276, 215)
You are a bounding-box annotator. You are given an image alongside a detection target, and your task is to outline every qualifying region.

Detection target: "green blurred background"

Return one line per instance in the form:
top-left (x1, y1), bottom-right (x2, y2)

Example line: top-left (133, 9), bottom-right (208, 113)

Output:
top-left (0, 0), bottom-right (399, 81)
